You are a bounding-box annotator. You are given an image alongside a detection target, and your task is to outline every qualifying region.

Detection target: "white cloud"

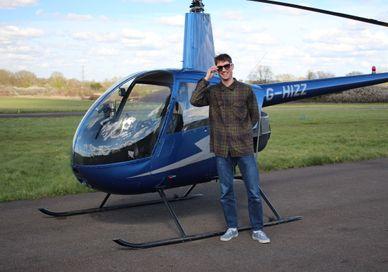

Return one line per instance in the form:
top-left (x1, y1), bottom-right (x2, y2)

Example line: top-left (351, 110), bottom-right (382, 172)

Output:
top-left (223, 11), bottom-right (244, 21)
top-left (98, 15), bottom-right (109, 21)
top-left (66, 13), bottom-right (93, 21)
top-left (261, 3), bottom-right (311, 16)
top-left (376, 10), bottom-right (388, 22)
top-left (89, 47), bottom-right (119, 57)
top-left (304, 27), bottom-right (388, 54)
top-left (121, 28), bottom-right (147, 40)
top-left (35, 8), bottom-right (43, 15)
top-left (72, 32), bottom-right (93, 40)
top-left (217, 20), bottom-right (267, 36)
top-left (0, 44), bottom-right (32, 54)
top-left (213, 23), bottom-right (276, 49)
top-left (279, 25), bottom-right (388, 76)
top-left (121, 34), bottom-right (163, 50)
top-left (122, 0), bottom-right (173, 3)
top-left (0, 0), bottom-right (37, 9)
top-left (5, 54), bottom-right (35, 61)
top-left (157, 15), bottom-right (184, 27)
top-left (72, 31), bottom-right (118, 43)
top-left (35, 10), bottom-right (107, 22)
top-left (305, 28), bottom-right (341, 42)
top-left (0, 25), bottom-right (44, 43)
top-left (135, 50), bottom-right (162, 59)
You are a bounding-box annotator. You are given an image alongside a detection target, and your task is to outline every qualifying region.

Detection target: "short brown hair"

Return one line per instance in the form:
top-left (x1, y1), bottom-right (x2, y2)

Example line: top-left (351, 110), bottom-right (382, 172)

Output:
top-left (214, 53), bottom-right (232, 65)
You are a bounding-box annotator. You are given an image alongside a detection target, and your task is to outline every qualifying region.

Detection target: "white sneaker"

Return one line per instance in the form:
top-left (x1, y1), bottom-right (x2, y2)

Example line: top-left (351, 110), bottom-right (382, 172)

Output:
top-left (252, 230), bottom-right (270, 244)
top-left (220, 228), bottom-right (238, 241)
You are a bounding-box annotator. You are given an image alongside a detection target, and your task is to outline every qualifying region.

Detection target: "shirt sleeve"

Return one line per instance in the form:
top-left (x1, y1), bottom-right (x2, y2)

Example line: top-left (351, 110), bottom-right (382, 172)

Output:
top-left (190, 78), bottom-right (210, 107)
top-left (247, 88), bottom-right (260, 127)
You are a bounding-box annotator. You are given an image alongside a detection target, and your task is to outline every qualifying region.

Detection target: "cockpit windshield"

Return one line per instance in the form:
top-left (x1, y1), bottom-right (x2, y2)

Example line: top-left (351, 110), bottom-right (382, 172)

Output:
top-left (73, 74), bottom-right (171, 165)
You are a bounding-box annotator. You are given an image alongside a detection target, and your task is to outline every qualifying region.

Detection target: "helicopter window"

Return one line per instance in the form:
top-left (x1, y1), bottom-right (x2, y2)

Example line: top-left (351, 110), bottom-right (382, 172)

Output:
top-left (166, 102), bottom-right (184, 134)
top-left (72, 78), bottom-right (171, 165)
top-left (177, 82), bottom-right (209, 130)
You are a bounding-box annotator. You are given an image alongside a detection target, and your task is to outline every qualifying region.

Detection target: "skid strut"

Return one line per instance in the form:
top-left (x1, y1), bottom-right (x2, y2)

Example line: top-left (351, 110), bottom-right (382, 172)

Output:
top-left (234, 176), bottom-right (281, 221)
top-left (39, 185), bottom-right (202, 217)
top-left (114, 184), bottom-right (302, 249)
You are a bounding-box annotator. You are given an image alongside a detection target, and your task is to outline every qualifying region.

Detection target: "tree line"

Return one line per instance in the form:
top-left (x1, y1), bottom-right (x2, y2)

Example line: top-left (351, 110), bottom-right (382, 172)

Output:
top-left (246, 64), bottom-right (373, 84)
top-left (0, 69), bottom-right (116, 99)
top-left (0, 67), bottom-right (387, 102)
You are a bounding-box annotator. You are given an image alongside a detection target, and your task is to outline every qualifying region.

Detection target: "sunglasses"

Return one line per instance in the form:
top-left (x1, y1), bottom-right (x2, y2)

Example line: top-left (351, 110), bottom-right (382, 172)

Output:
top-left (217, 63), bottom-right (232, 72)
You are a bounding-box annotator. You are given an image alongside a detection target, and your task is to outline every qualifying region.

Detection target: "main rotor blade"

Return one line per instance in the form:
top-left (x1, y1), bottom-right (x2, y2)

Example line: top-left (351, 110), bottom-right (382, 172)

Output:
top-left (247, 0), bottom-right (388, 27)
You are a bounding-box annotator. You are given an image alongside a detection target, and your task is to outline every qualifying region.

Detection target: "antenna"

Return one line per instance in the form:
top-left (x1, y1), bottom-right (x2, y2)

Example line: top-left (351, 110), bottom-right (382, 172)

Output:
top-left (190, 0), bottom-right (204, 13)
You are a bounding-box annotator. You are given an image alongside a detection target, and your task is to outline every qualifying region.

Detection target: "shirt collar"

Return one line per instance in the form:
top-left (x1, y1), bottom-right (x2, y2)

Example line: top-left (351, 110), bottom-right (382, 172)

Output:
top-left (219, 78), bottom-right (238, 91)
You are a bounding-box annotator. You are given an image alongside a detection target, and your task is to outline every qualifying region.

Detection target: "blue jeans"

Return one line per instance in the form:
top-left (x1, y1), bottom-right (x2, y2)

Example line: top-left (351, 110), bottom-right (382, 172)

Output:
top-left (216, 154), bottom-right (264, 231)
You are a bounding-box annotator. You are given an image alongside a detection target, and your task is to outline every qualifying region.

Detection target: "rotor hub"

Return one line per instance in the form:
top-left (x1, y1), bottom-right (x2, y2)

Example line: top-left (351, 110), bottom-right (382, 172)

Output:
top-left (190, 0), bottom-right (204, 13)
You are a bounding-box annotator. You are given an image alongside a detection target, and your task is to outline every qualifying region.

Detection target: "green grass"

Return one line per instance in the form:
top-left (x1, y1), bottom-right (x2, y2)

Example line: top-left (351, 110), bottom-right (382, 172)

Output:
top-left (0, 117), bottom-right (93, 201)
top-left (0, 97), bottom-right (93, 113)
top-left (0, 103), bottom-right (387, 202)
top-left (259, 103), bottom-right (388, 170)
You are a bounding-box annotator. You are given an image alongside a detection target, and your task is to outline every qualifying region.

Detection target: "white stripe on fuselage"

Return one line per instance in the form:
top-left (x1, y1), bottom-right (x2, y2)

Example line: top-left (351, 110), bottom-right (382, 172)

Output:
top-left (130, 136), bottom-right (214, 178)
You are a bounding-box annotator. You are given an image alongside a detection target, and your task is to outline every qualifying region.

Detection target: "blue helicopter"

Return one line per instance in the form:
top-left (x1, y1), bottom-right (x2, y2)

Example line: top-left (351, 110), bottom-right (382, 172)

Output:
top-left (39, 0), bottom-right (388, 249)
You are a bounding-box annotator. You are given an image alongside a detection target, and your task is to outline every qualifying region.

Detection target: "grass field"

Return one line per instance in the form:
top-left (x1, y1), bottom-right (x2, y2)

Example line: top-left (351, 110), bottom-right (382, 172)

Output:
top-left (0, 103), bottom-right (387, 202)
top-left (0, 97), bottom-right (94, 113)
top-left (0, 117), bottom-right (93, 201)
top-left (259, 104), bottom-right (388, 170)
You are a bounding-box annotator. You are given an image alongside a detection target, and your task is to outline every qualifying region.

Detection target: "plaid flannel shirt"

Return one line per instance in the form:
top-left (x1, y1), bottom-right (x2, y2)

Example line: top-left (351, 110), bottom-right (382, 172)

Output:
top-left (190, 78), bottom-right (260, 158)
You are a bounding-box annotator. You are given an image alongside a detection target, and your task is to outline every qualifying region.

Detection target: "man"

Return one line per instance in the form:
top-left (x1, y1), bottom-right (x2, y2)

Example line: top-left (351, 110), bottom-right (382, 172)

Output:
top-left (190, 54), bottom-right (270, 243)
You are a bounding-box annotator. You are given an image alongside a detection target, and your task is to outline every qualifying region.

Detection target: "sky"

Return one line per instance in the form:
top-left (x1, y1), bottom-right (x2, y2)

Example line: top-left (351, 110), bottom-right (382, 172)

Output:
top-left (0, 0), bottom-right (387, 81)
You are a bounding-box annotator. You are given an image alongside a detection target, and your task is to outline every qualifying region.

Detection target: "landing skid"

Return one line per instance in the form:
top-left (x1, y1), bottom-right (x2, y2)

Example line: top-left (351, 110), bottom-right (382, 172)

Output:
top-left (114, 217), bottom-right (302, 249)
top-left (114, 183), bottom-right (302, 249)
top-left (38, 185), bottom-right (202, 217)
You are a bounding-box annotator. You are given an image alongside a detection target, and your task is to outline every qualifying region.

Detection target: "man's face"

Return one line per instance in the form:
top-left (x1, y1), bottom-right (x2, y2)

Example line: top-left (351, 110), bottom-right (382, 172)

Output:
top-left (216, 60), bottom-right (233, 81)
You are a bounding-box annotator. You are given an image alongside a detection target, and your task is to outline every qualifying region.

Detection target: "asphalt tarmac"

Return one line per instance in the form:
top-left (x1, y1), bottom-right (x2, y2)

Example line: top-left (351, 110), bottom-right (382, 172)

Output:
top-left (1, 158), bottom-right (387, 272)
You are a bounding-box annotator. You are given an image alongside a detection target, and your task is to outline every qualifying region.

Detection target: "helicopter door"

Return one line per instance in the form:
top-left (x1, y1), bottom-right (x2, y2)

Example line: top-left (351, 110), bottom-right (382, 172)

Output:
top-left (150, 80), bottom-right (214, 183)
top-left (175, 81), bottom-right (214, 178)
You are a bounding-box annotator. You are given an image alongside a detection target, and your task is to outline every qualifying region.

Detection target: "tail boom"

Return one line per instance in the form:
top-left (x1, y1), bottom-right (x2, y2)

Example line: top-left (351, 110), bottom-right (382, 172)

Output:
top-left (259, 73), bottom-right (388, 107)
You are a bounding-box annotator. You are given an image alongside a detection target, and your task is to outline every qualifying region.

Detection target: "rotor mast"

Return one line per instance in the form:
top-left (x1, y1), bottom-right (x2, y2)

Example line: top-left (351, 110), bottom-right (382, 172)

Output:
top-left (182, 0), bottom-right (215, 71)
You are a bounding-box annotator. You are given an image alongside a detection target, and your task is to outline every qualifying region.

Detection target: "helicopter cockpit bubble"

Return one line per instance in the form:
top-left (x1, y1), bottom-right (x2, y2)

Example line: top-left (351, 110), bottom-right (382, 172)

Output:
top-left (72, 71), bottom-right (173, 166)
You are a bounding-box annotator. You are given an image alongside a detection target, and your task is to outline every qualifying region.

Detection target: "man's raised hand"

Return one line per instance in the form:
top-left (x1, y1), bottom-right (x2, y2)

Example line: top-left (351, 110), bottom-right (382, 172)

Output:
top-left (204, 66), bottom-right (218, 81)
